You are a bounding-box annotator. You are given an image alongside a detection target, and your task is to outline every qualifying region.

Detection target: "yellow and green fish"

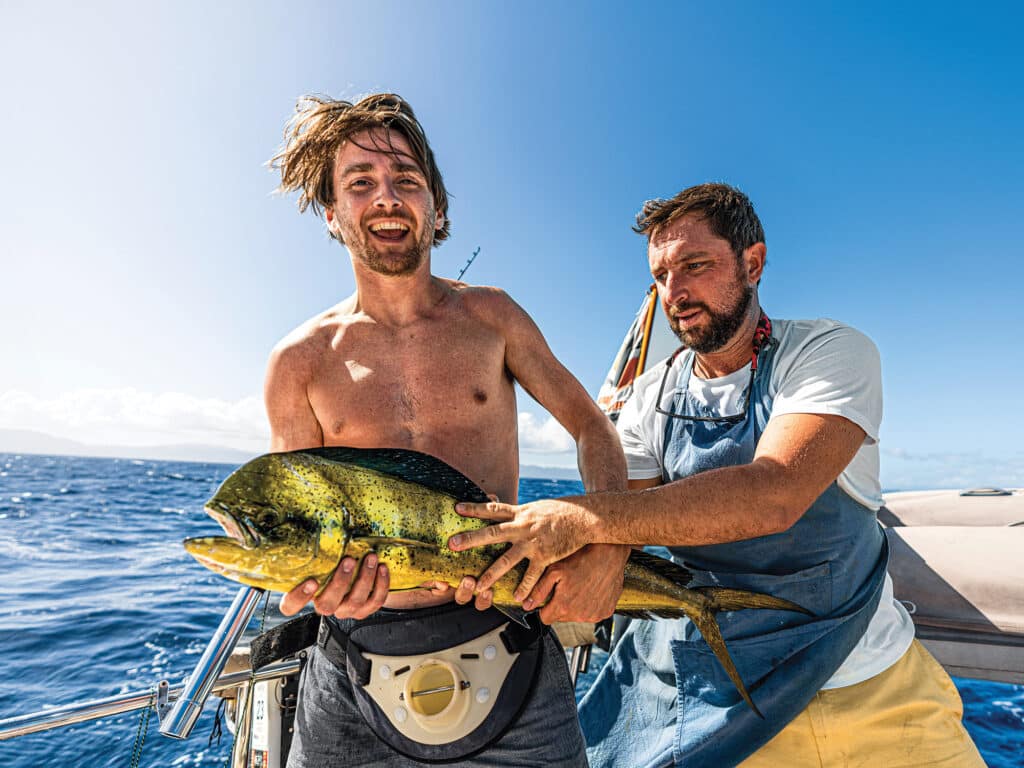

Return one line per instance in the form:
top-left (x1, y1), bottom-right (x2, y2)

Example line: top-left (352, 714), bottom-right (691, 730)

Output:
top-left (183, 447), bottom-right (809, 715)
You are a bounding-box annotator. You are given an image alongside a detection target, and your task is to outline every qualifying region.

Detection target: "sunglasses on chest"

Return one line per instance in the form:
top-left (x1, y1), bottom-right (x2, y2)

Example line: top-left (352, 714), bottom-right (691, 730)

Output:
top-left (655, 313), bottom-right (773, 425)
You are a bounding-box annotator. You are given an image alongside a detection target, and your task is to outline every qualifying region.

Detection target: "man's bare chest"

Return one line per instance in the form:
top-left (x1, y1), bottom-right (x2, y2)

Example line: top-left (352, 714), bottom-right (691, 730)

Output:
top-left (305, 325), bottom-right (516, 444)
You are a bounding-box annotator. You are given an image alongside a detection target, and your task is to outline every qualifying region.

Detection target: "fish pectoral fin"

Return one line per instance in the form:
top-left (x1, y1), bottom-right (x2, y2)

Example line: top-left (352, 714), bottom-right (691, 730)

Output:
top-left (492, 603), bottom-right (532, 628)
top-left (614, 609), bottom-right (664, 620)
top-left (350, 536), bottom-right (440, 551)
top-left (690, 610), bottom-right (763, 719)
top-left (695, 587), bottom-right (814, 616)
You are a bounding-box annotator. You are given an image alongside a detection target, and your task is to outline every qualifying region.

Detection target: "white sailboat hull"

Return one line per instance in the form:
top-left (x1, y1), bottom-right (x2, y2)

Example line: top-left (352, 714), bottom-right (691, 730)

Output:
top-left (883, 490), bottom-right (1024, 684)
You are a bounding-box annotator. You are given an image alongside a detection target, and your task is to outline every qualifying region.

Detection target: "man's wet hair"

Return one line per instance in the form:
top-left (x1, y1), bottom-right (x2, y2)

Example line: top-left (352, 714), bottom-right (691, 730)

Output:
top-left (270, 93), bottom-right (450, 245)
top-left (634, 183), bottom-right (764, 257)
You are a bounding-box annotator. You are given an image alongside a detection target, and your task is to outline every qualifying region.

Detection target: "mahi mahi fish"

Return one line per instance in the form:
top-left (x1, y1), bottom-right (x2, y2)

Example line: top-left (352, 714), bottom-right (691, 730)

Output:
top-left (183, 446), bottom-right (810, 715)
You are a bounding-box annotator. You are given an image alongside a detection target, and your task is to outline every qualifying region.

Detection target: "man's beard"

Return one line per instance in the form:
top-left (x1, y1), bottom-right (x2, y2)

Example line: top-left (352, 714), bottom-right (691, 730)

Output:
top-left (347, 215), bottom-right (433, 277)
top-left (668, 279), bottom-right (753, 354)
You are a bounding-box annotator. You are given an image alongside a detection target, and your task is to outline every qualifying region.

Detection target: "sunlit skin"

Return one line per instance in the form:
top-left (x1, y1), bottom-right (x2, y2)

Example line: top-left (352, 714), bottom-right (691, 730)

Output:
top-left (450, 214), bottom-right (866, 606)
top-left (325, 128), bottom-right (439, 279)
top-left (265, 129), bottom-right (627, 623)
top-left (649, 214), bottom-right (761, 375)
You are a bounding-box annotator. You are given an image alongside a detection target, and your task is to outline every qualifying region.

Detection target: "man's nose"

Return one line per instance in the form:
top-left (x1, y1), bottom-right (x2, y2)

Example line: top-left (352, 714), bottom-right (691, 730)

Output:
top-left (663, 271), bottom-right (689, 306)
top-left (373, 178), bottom-right (403, 210)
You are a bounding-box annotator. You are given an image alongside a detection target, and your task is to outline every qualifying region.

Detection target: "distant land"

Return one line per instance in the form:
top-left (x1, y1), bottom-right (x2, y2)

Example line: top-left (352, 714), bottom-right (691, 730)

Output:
top-left (0, 429), bottom-right (256, 464)
top-left (0, 429), bottom-right (582, 481)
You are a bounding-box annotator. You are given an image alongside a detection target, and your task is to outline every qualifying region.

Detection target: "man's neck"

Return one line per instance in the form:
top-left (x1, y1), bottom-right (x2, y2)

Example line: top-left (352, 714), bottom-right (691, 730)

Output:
top-left (692, 299), bottom-right (763, 379)
top-left (349, 258), bottom-right (447, 328)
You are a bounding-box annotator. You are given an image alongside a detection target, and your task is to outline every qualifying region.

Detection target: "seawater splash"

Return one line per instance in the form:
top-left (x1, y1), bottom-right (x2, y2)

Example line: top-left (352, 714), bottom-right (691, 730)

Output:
top-left (0, 454), bottom-right (1020, 767)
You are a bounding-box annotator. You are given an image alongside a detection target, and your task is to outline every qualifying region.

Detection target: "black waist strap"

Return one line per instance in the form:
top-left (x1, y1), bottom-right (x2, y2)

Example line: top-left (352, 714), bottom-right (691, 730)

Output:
top-left (250, 612), bottom-right (320, 671)
top-left (249, 606), bottom-right (547, 676)
top-left (318, 606), bottom-right (547, 685)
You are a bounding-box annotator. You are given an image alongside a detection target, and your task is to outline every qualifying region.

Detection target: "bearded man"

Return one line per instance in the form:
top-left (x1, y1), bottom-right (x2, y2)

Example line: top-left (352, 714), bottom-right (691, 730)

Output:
top-left (265, 93), bottom-right (627, 767)
top-left (451, 184), bottom-right (984, 767)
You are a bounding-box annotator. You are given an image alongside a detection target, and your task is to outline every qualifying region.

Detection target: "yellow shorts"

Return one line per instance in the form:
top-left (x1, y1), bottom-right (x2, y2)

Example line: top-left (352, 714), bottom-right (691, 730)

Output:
top-left (738, 640), bottom-right (986, 768)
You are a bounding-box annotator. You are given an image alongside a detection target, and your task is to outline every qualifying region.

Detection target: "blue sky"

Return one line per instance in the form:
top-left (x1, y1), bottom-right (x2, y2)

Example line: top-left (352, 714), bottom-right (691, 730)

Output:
top-left (1, 2), bottom-right (1021, 488)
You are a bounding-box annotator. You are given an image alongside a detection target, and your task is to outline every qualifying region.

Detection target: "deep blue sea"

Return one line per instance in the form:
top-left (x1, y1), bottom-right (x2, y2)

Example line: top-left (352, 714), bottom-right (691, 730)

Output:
top-left (0, 454), bottom-right (1020, 767)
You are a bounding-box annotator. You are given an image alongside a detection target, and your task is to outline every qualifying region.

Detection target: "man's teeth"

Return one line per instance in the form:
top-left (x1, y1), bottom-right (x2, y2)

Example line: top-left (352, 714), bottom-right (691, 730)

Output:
top-left (370, 221), bottom-right (409, 232)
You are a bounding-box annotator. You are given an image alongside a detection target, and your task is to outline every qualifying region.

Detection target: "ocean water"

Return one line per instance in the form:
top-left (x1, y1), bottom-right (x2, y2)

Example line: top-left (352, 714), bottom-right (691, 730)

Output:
top-left (0, 454), bottom-right (1020, 767)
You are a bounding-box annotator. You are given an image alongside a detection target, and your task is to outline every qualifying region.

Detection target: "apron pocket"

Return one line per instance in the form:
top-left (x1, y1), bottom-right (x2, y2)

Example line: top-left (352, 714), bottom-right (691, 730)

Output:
top-left (684, 559), bottom-right (834, 633)
top-left (671, 615), bottom-right (842, 701)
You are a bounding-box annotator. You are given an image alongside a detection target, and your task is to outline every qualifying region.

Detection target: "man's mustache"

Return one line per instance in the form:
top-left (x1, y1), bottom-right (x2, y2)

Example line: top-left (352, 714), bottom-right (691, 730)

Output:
top-left (668, 302), bottom-right (710, 316)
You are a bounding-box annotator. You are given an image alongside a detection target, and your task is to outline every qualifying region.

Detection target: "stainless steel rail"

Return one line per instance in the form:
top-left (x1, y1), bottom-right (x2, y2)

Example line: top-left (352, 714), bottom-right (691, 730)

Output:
top-left (159, 586), bottom-right (266, 739)
top-left (568, 643), bottom-right (592, 687)
top-left (0, 659), bottom-right (301, 741)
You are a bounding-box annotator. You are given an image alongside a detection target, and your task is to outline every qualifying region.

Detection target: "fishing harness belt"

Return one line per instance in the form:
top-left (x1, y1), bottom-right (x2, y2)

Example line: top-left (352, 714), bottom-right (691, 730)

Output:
top-left (251, 604), bottom-right (547, 763)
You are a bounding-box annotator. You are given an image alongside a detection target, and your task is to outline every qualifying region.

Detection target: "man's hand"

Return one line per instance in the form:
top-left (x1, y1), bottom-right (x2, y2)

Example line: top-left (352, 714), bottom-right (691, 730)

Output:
top-left (451, 576), bottom-right (495, 611)
top-left (279, 554), bottom-right (390, 619)
top-left (528, 544), bottom-right (629, 624)
top-left (448, 496), bottom-right (594, 599)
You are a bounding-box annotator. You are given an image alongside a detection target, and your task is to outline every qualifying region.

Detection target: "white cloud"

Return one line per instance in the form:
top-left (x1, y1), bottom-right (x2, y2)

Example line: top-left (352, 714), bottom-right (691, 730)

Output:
top-left (517, 412), bottom-right (574, 454)
top-left (0, 389), bottom-right (269, 451)
top-left (0, 389), bottom-right (583, 463)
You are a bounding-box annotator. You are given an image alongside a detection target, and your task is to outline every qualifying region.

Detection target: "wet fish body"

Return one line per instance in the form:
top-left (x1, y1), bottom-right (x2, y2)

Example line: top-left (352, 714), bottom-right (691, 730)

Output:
top-left (184, 447), bottom-right (808, 714)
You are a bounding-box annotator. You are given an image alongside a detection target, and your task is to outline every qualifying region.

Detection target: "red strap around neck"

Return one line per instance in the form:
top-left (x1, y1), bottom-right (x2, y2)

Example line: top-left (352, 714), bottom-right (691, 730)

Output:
top-left (750, 312), bottom-right (772, 372)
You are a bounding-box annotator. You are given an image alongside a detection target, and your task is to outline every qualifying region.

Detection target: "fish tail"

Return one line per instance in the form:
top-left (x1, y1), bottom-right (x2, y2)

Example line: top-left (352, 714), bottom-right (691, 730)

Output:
top-left (688, 607), bottom-right (764, 718)
top-left (686, 587), bottom-right (812, 718)
top-left (695, 586), bottom-right (814, 616)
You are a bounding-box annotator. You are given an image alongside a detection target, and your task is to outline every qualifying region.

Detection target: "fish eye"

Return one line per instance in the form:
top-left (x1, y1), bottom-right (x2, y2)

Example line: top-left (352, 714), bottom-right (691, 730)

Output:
top-left (256, 511), bottom-right (280, 528)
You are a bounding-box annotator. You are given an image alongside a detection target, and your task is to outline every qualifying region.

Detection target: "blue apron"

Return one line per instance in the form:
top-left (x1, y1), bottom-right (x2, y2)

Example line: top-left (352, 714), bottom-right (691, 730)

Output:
top-left (579, 327), bottom-right (887, 768)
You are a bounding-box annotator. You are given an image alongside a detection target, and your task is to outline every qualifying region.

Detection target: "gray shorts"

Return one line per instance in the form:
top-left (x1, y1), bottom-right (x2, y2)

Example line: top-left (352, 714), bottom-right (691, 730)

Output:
top-left (286, 629), bottom-right (588, 768)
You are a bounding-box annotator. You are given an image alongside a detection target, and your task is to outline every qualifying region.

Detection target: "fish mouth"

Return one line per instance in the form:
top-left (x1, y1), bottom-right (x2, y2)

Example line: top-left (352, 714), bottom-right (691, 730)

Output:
top-left (205, 504), bottom-right (261, 549)
top-left (182, 535), bottom-right (278, 586)
top-left (182, 535), bottom-right (252, 577)
top-left (182, 534), bottom-right (324, 592)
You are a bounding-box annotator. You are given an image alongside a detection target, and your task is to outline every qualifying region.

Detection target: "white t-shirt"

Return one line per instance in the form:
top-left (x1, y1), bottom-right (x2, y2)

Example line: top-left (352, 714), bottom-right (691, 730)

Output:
top-left (616, 317), bottom-right (914, 689)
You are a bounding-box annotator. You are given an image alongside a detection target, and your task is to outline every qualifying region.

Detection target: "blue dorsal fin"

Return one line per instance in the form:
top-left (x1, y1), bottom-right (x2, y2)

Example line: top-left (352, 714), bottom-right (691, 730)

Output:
top-left (297, 447), bottom-right (491, 503)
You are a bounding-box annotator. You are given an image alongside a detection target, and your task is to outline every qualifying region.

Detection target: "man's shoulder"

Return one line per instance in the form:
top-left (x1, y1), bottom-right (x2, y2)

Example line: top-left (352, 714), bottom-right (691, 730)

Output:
top-left (445, 281), bottom-right (534, 332)
top-left (269, 301), bottom-right (357, 368)
top-left (773, 317), bottom-right (877, 354)
top-left (448, 281), bottom-right (517, 313)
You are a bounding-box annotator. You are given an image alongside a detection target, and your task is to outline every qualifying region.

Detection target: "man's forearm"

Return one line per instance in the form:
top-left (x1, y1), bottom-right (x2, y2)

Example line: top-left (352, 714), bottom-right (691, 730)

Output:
top-left (584, 461), bottom-right (803, 547)
top-left (575, 418), bottom-right (628, 493)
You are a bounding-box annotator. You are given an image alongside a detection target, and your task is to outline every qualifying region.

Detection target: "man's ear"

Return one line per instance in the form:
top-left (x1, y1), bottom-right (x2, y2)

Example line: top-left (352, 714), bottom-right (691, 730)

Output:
top-left (435, 210), bottom-right (445, 231)
top-left (325, 207), bottom-right (342, 238)
top-left (744, 242), bottom-right (767, 284)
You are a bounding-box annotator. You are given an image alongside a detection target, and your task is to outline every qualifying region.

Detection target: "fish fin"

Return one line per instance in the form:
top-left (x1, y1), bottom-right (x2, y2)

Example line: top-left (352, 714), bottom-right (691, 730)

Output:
top-left (696, 587), bottom-right (814, 616)
top-left (614, 607), bottom-right (691, 620)
top-left (493, 603), bottom-right (532, 628)
top-left (690, 609), bottom-right (764, 719)
top-left (351, 535), bottom-right (440, 551)
top-left (625, 549), bottom-right (694, 588)
top-left (297, 446), bottom-right (491, 503)
top-left (682, 587), bottom-right (811, 718)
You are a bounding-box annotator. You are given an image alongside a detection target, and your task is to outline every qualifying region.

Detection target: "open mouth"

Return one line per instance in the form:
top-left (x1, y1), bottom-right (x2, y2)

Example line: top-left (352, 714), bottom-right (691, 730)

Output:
top-left (368, 219), bottom-right (411, 242)
top-left (206, 505), bottom-right (261, 549)
top-left (674, 308), bottom-right (703, 326)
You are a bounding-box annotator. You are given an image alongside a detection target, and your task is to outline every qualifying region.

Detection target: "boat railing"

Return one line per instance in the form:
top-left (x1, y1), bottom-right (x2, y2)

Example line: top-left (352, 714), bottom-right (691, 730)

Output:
top-left (159, 586), bottom-right (265, 739)
top-left (0, 658), bottom-right (301, 741)
top-left (0, 585), bottom-right (277, 743)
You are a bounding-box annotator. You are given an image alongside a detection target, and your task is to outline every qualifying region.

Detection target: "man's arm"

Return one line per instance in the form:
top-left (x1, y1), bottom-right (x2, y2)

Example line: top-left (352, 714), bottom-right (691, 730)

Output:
top-left (498, 292), bottom-right (626, 495)
top-left (460, 290), bottom-right (630, 623)
top-left (265, 341), bottom-right (391, 619)
top-left (452, 412), bottom-right (866, 595)
top-left (264, 343), bottom-right (324, 452)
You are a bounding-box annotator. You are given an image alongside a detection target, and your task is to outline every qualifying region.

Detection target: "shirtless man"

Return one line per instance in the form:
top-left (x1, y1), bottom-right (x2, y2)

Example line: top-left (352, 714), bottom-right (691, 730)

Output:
top-left (265, 93), bottom-right (627, 767)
